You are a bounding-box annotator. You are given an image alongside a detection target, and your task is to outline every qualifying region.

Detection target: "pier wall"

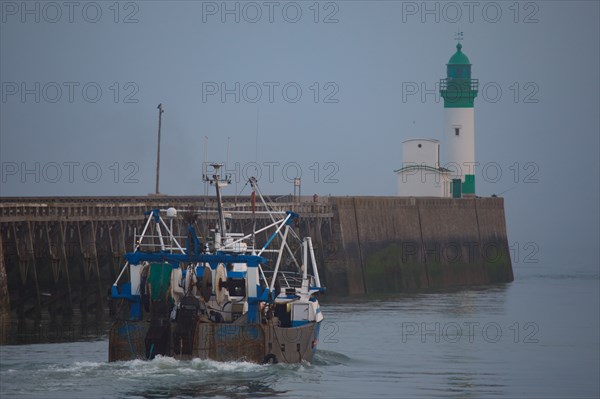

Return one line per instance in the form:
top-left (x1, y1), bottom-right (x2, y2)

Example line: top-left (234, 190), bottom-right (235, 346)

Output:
top-left (0, 238), bottom-right (10, 343)
top-left (325, 197), bottom-right (513, 295)
top-left (0, 196), bottom-right (513, 341)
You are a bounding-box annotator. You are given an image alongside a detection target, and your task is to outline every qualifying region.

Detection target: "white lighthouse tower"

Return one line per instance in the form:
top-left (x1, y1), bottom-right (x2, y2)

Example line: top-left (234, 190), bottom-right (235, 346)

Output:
top-left (440, 40), bottom-right (478, 197)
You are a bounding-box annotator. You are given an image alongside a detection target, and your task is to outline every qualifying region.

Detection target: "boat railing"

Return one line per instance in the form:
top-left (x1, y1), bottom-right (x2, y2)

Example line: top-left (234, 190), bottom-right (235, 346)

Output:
top-left (224, 203), bottom-right (333, 217)
top-left (161, 202), bottom-right (333, 217)
top-left (134, 233), bottom-right (189, 253)
top-left (262, 270), bottom-right (315, 289)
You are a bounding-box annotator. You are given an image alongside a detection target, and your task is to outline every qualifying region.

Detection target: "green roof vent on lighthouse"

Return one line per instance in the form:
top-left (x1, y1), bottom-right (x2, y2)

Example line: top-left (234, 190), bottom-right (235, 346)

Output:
top-left (440, 41), bottom-right (478, 108)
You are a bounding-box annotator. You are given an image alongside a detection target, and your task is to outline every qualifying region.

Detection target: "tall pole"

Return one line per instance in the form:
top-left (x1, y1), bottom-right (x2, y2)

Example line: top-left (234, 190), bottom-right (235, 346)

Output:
top-left (203, 136), bottom-right (208, 200)
top-left (155, 103), bottom-right (164, 195)
top-left (226, 136), bottom-right (231, 167)
top-left (255, 107), bottom-right (259, 162)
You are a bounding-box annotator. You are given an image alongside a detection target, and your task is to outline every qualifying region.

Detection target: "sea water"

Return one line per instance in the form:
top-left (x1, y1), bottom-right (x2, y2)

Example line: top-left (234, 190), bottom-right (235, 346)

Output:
top-left (1, 264), bottom-right (598, 399)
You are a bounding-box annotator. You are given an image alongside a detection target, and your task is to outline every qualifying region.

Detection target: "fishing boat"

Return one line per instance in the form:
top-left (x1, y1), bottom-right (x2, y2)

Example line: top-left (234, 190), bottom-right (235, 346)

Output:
top-left (108, 164), bottom-right (325, 364)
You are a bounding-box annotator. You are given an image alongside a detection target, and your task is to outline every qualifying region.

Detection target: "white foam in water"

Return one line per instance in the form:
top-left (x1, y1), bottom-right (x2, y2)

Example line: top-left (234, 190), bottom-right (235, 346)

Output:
top-left (88, 356), bottom-right (269, 383)
top-left (115, 356), bottom-right (181, 378)
top-left (73, 361), bottom-right (104, 369)
top-left (151, 355), bottom-right (180, 368)
top-left (47, 361), bottom-right (104, 374)
top-left (190, 357), bottom-right (265, 373)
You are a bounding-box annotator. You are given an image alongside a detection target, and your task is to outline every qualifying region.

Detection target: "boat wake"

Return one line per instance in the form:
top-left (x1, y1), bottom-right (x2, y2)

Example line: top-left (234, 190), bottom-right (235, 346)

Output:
top-left (41, 350), bottom-right (349, 378)
top-left (2, 338), bottom-right (351, 398)
top-left (17, 356), bottom-right (284, 398)
top-left (312, 350), bottom-right (352, 366)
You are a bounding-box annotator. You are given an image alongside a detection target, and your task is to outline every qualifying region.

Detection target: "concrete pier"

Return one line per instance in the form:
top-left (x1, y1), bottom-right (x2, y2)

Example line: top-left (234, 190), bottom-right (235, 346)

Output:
top-left (326, 197), bottom-right (513, 295)
top-left (0, 195), bottom-right (512, 342)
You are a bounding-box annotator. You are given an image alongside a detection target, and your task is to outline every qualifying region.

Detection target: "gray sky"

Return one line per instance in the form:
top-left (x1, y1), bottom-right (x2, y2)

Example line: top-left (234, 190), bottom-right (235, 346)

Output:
top-left (1, 1), bottom-right (599, 272)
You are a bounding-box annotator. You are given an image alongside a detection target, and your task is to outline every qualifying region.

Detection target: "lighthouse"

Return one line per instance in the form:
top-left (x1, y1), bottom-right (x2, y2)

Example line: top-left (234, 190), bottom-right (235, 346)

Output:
top-left (440, 41), bottom-right (478, 197)
top-left (395, 39), bottom-right (479, 198)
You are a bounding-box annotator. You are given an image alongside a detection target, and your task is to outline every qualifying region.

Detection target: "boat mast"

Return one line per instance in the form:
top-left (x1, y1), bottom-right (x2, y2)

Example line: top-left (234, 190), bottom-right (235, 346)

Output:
top-left (250, 177), bottom-right (257, 251)
top-left (208, 163), bottom-right (228, 247)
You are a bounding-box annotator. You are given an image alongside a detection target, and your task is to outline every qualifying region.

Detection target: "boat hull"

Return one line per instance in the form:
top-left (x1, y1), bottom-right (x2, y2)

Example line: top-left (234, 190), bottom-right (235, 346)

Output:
top-left (108, 319), bottom-right (320, 364)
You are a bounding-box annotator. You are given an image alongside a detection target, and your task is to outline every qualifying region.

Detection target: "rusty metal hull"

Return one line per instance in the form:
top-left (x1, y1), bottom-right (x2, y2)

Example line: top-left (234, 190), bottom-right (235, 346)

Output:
top-left (108, 319), bottom-right (320, 364)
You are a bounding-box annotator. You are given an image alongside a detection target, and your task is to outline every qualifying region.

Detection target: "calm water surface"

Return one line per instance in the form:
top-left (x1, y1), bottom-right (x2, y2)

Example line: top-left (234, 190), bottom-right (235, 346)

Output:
top-left (1, 265), bottom-right (598, 399)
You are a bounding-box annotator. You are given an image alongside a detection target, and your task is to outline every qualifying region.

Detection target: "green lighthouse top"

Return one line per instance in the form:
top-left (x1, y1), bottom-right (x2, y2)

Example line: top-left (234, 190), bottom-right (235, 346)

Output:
top-left (440, 41), bottom-right (478, 108)
top-left (448, 42), bottom-right (471, 65)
